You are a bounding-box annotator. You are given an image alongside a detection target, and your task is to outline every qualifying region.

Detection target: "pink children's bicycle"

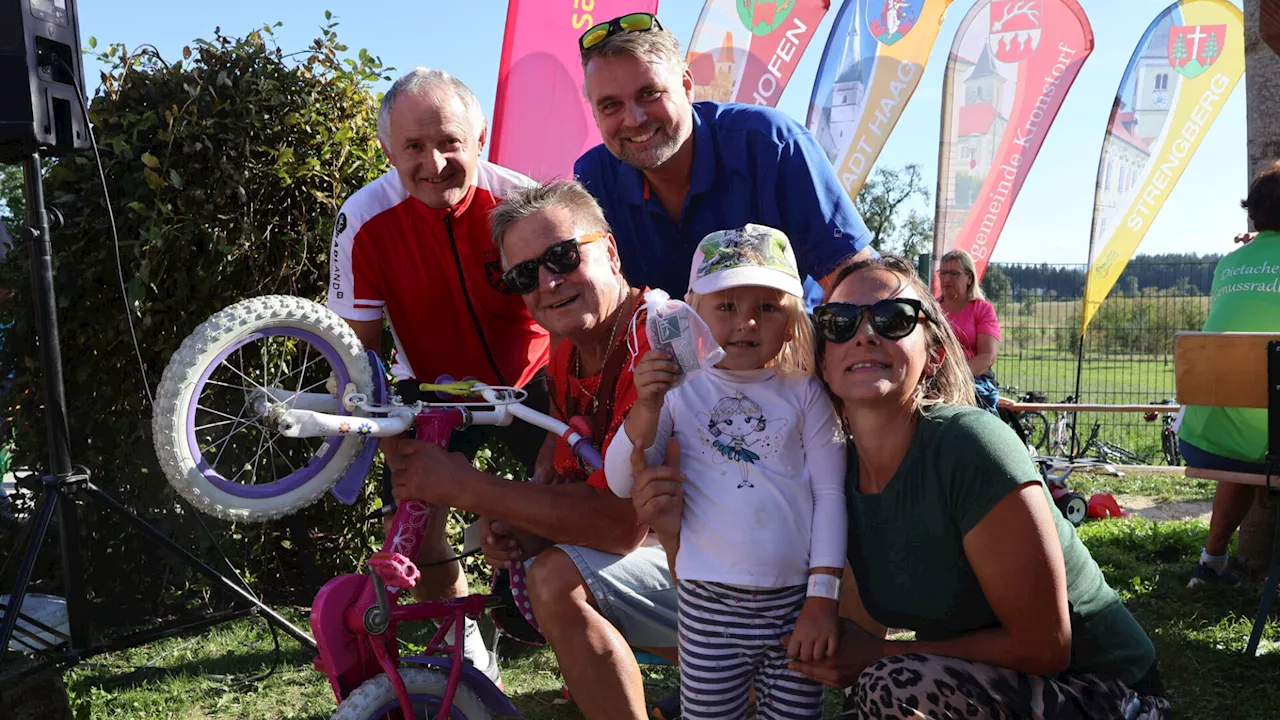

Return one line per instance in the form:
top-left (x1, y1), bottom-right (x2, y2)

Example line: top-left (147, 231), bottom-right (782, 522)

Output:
top-left (151, 295), bottom-right (602, 719)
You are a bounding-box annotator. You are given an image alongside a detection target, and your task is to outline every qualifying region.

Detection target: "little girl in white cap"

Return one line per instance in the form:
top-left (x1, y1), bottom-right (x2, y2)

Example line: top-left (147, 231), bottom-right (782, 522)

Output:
top-left (605, 223), bottom-right (846, 720)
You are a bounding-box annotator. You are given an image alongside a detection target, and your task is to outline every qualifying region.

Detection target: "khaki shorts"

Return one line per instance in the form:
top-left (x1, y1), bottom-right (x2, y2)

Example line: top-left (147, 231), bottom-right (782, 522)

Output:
top-left (529, 541), bottom-right (678, 649)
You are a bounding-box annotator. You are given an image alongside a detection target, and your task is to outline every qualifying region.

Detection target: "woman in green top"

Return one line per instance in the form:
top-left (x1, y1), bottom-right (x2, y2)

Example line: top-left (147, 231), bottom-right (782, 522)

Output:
top-left (792, 256), bottom-right (1169, 719)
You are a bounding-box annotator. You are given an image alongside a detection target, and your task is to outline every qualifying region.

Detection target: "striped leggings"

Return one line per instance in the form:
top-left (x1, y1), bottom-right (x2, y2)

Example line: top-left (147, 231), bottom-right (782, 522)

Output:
top-left (678, 580), bottom-right (825, 719)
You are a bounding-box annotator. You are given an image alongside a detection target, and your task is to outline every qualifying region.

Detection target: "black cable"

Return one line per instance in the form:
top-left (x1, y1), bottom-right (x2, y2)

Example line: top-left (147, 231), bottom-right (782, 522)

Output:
top-left (417, 548), bottom-right (481, 569)
top-left (53, 54), bottom-right (283, 688)
top-left (49, 55), bottom-right (152, 408)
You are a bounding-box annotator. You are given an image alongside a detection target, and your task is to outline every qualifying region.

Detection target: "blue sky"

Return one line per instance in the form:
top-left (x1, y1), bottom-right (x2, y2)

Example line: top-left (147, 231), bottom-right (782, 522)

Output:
top-left (78, 0), bottom-right (1248, 265)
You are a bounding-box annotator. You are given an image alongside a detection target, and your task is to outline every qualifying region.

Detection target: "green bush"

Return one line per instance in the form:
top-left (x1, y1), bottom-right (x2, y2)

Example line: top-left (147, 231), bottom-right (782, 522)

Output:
top-left (0, 20), bottom-right (405, 613)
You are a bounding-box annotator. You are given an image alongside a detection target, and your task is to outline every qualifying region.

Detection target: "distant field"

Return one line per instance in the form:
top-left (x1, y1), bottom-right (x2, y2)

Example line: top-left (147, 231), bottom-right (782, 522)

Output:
top-left (989, 295), bottom-right (1200, 463)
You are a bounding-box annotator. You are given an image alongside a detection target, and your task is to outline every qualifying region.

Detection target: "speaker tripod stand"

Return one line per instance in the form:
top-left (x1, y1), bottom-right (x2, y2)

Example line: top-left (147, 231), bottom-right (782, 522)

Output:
top-left (0, 152), bottom-right (316, 704)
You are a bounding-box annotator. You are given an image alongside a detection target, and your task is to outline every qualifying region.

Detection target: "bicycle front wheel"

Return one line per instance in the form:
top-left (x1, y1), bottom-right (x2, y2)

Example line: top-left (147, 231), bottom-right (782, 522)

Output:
top-left (331, 668), bottom-right (494, 720)
top-left (153, 296), bottom-right (374, 522)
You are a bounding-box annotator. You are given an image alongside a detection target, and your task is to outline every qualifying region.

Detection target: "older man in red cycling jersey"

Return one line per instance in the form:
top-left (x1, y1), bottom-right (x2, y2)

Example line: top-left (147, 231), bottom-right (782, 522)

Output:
top-left (326, 67), bottom-right (551, 684)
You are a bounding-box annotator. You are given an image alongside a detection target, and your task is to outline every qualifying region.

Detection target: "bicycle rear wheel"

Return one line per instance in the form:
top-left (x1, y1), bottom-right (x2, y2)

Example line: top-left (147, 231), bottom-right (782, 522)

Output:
top-left (1018, 412), bottom-right (1048, 452)
top-left (1163, 430), bottom-right (1183, 466)
top-left (153, 296), bottom-right (374, 522)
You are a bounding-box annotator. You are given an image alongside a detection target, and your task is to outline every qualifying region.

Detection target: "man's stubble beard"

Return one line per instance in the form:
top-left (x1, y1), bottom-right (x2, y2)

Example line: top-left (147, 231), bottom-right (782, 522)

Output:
top-left (615, 119), bottom-right (690, 170)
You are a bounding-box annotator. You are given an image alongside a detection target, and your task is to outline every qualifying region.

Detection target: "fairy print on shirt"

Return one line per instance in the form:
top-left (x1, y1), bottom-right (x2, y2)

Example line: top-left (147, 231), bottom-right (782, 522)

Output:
top-left (697, 392), bottom-right (788, 489)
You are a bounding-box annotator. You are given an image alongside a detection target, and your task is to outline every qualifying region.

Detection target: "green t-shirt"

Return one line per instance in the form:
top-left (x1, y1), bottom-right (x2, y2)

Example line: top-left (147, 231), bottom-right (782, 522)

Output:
top-left (1178, 231), bottom-right (1280, 463)
top-left (846, 404), bottom-right (1156, 685)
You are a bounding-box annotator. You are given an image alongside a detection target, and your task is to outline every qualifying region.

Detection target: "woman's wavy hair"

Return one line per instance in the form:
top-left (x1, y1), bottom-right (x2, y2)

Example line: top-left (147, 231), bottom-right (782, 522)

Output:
top-left (815, 255), bottom-right (975, 419)
top-left (687, 289), bottom-right (816, 376)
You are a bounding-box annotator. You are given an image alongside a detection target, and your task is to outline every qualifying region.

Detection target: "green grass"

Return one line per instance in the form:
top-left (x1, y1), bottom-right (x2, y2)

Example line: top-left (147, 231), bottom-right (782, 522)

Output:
top-left (1069, 471), bottom-right (1216, 504)
top-left (19, 476), bottom-right (1274, 719)
top-left (1076, 517), bottom-right (1280, 719)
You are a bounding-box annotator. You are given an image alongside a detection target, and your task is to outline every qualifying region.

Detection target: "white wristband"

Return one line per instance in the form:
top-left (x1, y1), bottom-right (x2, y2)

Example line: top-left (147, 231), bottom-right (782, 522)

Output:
top-left (807, 574), bottom-right (841, 600)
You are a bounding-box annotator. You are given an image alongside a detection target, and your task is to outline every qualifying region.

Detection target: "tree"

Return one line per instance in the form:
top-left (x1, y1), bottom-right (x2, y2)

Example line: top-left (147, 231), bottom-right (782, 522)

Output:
top-left (0, 19), bottom-right (393, 612)
top-left (854, 163), bottom-right (933, 257)
top-left (1122, 275), bottom-right (1141, 298)
top-left (0, 164), bottom-right (23, 236)
top-left (981, 263), bottom-right (1012, 303)
top-left (896, 210), bottom-right (933, 262)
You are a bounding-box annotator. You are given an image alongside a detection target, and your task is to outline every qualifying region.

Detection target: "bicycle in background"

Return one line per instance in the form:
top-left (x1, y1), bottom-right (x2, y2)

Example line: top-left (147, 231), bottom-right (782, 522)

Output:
top-left (1043, 395), bottom-right (1080, 459)
top-left (1144, 398), bottom-right (1182, 466)
top-left (996, 386), bottom-right (1048, 453)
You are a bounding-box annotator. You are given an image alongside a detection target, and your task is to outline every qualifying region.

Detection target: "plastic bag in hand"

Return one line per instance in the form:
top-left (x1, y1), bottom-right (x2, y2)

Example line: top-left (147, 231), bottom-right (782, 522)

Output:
top-left (632, 288), bottom-right (725, 385)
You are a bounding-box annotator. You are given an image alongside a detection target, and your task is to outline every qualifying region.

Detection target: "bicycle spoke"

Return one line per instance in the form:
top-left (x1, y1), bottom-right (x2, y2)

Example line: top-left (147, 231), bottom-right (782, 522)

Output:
top-left (196, 333), bottom-right (340, 485)
top-left (227, 429), bottom-right (271, 485)
top-left (265, 432), bottom-right (300, 475)
top-left (195, 403), bottom-right (271, 432)
top-left (297, 376), bottom-right (330, 395)
top-left (208, 402), bottom-right (259, 469)
top-left (195, 418), bottom-right (250, 432)
top-left (221, 359), bottom-right (278, 400)
top-left (202, 378), bottom-right (262, 394)
top-left (294, 343), bottom-right (311, 395)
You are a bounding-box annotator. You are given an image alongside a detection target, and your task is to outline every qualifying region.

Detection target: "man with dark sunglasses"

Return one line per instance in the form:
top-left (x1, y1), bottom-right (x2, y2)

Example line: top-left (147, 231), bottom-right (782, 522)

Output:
top-left (573, 13), bottom-right (874, 305)
top-left (326, 67), bottom-right (553, 685)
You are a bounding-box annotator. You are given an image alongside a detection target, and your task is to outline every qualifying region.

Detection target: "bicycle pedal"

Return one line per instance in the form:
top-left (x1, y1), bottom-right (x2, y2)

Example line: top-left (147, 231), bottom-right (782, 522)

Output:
top-left (369, 551), bottom-right (421, 588)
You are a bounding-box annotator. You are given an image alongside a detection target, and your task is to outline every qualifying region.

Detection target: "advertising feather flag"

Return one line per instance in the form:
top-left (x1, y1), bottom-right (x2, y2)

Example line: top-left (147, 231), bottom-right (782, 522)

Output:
top-left (489, 0), bottom-right (660, 181)
top-left (932, 0), bottom-right (1093, 281)
top-left (686, 0), bottom-right (832, 107)
top-left (1080, 0), bottom-right (1243, 332)
top-left (807, 0), bottom-right (954, 201)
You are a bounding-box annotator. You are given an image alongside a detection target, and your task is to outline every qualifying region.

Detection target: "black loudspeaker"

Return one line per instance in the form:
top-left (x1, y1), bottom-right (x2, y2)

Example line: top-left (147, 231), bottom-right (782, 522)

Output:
top-left (0, 0), bottom-right (89, 163)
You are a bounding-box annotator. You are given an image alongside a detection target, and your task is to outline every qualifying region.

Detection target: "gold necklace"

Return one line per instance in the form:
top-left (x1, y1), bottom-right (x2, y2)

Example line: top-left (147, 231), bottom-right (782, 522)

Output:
top-left (573, 291), bottom-right (629, 414)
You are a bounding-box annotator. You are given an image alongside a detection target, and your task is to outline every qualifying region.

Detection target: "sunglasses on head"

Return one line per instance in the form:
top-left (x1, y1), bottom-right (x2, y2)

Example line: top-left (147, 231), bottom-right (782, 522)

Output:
top-left (812, 298), bottom-right (932, 343)
top-left (580, 13), bottom-right (662, 52)
top-left (500, 230), bottom-right (607, 295)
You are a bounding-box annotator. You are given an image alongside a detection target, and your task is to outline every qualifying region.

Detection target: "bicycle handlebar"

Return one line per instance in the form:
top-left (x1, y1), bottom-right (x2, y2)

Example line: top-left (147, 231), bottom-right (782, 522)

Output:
top-left (477, 384), bottom-right (601, 472)
top-left (271, 381), bottom-right (602, 473)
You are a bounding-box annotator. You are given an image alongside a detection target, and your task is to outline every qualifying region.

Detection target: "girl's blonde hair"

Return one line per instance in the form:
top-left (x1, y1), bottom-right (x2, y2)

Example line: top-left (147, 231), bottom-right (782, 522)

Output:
top-left (816, 255), bottom-right (975, 416)
top-left (687, 288), bottom-right (815, 376)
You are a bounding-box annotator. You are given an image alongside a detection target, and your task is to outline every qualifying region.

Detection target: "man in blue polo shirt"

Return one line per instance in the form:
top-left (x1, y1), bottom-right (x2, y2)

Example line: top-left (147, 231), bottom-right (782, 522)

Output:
top-left (573, 13), bottom-right (873, 301)
top-left (501, 13), bottom-right (871, 720)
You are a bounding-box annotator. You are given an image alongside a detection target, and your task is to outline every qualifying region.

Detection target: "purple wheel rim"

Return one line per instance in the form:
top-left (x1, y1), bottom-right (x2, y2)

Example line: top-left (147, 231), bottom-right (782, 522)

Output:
top-left (186, 327), bottom-right (353, 499)
top-left (368, 694), bottom-right (470, 719)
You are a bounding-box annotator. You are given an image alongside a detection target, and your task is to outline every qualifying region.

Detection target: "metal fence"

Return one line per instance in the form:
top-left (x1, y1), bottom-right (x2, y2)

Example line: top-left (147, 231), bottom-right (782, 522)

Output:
top-left (986, 259), bottom-right (1218, 465)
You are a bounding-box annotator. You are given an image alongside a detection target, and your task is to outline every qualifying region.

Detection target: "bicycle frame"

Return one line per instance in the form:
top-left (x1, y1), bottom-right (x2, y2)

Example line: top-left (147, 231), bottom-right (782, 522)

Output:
top-left (308, 383), bottom-right (602, 719)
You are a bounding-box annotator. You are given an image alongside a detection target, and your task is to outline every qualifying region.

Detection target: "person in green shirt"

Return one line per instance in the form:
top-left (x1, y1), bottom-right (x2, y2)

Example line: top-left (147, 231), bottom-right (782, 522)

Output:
top-left (794, 256), bottom-right (1166, 718)
top-left (1179, 160), bottom-right (1280, 588)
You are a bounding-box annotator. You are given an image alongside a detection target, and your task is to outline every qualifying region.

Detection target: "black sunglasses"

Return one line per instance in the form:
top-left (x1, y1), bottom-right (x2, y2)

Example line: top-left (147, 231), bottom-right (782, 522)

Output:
top-left (580, 13), bottom-right (663, 52)
top-left (500, 231), bottom-right (606, 295)
top-left (812, 298), bottom-right (932, 343)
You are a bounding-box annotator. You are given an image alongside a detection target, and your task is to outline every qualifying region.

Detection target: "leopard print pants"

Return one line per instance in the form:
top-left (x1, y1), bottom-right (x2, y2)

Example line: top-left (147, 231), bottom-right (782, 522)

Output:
top-left (838, 653), bottom-right (1171, 719)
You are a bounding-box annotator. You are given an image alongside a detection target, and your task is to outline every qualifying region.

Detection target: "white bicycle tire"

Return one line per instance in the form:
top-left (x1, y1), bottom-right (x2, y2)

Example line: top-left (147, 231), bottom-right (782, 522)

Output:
top-left (152, 295), bottom-right (373, 522)
top-left (331, 667), bottom-right (494, 720)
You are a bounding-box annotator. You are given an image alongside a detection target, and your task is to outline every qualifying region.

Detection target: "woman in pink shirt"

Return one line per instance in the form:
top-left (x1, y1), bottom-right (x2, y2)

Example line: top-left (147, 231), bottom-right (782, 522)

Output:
top-left (937, 250), bottom-right (1002, 412)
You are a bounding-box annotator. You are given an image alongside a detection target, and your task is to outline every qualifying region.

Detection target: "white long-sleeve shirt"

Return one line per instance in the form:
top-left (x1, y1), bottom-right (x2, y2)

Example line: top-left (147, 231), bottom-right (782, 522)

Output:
top-left (605, 367), bottom-right (847, 588)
